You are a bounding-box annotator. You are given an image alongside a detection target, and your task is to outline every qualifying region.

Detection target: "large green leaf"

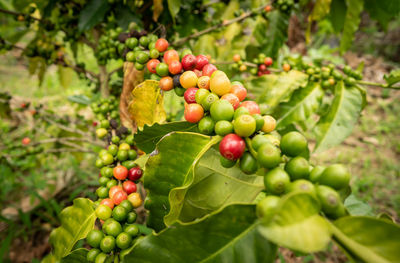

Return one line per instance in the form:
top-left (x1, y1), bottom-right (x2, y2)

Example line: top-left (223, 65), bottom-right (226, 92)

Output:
top-left (167, 0), bottom-right (181, 22)
top-left (135, 122), bottom-right (198, 153)
top-left (276, 82), bottom-right (324, 130)
top-left (365, 0), bottom-right (400, 29)
top-left (261, 10), bottom-right (290, 58)
top-left (339, 0), bottom-right (364, 53)
top-left (144, 132), bottom-right (220, 232)
top-left (125, 205), bottom-right (277, 263)
top-left (310, 0), bottom-right (332, 20)
top-left (329, 0), bottom-right (347, 33)
top-left (258, 192), bottom-right (332, 253)
top-left (78, 0), bottom-right (109, 32)
top-left (168, 147), bottom-right (264, 224)
top-left (49, 198), bottom-right (96, 260)
top-left (332, 216), bottom-right (400, 263)
top-left (60, 248), bottom-right (88, 263)
top-left (314, 82), bottom-right (363, 153)
top-left (245, 70), bottom-right (308, 112)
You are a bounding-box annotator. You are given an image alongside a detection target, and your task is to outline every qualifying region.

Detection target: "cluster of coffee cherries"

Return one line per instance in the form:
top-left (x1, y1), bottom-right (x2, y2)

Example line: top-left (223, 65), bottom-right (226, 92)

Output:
top-left (91, 96), bottom-right (121, 136)
top-left (88, 102), bottom-right (144, 262)
top-left (274, 0), bottom-right (295, 13)
top-left (96, 27), bottom-right (126, 65)
top-left (231, 53), bottom-right (275, 76)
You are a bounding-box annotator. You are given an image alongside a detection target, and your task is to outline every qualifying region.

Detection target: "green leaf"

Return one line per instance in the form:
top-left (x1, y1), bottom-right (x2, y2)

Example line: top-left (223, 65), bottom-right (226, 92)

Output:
top-left (339, 0), bottom-right (364, 53)
top-left (261, 10), bottom-right (290, 58)
top-left (67, 95), bottom-right (91, 105)
top-left (125, 205), bottom-right (277, 263)
top-left (167, 0), bottom-right (181, 22)
top-left (310, 0), bottom-right (332, 21)
top-left (332, 216), bottom-right (400, 263)
top-left (344, 195), bottom-right (374, 216)
top-left (364, 0), bottom-right (400, 29)
top-left (135, 122), bottom-right (198, 153)
top-left (314, 81), bottom-right (363, 153)
top-left (49, 198), bottom-right (96, 260)
top-left (128, 80), bottom-right (166, 129)
top-left (276, 82), bottom-right (324, 130)
top-left (58, 66), bottom-right (74, 89)
top-left (78, 0), bottom-right (109, 32)
top-left (258, 192), bottom-right (332, 253)
top-left (41, 253), bottom-right (57, 263)
top-left (245, 70), bottom-right (308, 112)
top-left (384, 69), bottom-right (400, 87)
top-left (329, 0), bottom-right (347, 33)
top-left (144, 132), bottom-right (220, 232)
top-left (168, 146), bottom-right (264, 224)
top-left (60, 248), bottom-right (88, 263)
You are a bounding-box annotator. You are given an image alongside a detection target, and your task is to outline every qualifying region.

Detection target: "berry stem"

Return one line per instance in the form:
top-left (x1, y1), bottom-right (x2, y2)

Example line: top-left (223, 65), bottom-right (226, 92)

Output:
top-left (356, 80), bottom-right (399, 89)
top-left (245, 137), bottom-right (258, 159)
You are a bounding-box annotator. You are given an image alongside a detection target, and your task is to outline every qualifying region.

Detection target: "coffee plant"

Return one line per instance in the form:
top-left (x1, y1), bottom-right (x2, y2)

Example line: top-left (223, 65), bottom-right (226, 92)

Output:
top-left (1, 0), bottom-right (400, 262)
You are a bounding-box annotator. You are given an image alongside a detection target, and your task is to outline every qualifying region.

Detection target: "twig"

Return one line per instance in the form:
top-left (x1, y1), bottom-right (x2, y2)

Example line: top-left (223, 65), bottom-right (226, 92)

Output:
top-left (172, 4), bottom-right (269, 46)
top-left (0, 7), bottom-right (41, 21)
top-left (41, 116), bottom-right (88, 137)
top-left (356, 80), bottom-right (400, 89)
top-left (108, 66), bottom-right (123, 77)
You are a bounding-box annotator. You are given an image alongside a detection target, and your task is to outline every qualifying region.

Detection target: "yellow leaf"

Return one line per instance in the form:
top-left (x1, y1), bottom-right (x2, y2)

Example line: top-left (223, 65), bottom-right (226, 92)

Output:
top-left (153, 0), bottom-right (164, 21)
top-left (128, 80), bottom-right (166, 129)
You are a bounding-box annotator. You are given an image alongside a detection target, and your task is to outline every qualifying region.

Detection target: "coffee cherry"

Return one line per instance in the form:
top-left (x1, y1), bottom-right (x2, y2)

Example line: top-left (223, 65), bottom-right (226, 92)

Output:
top-left (164, 49), bottom-right (180, 64)
top-left (201, 93), bottom-right (219, 111)
top-left (22, 137), bottom-right (31, 145)
top-left (215, 120), bottom-right (234, 136)
top-left (159, 76), bottom-right (174, 91)
top-left (123, 181), bottom-right (137, 195)
top-left (240, 101), bottom-right (260, 115)
top-left (96, 205), bottom-right (112, 220)
top-left (113, 165), bottom-right (128, 180)
top-left (184, 103), bottom-right (204, 123)
top-left (264, 57), bottom-right (273, 66)
top-left (197, 76), bottom-right (210, 89)
top-left (180, 71), bottom-right (198, 89)
top-left (283, 63), bottom-right (291, 72)
top-left (168, 60), bottom-right (182, 75)
top-left (146, 59), bottom-right (160, 74)
top-left (210, 99), bottom-right (234, 121)
top-left (195, 55), bottom-right (209, 70)
top-left (181, 54), bottom-right (197, 70)
top-left (219, 133), bottom-right (245, 161)
top-left (128, 166), bottom-right (143, 181)
top-left (202, 63), bottom-right (218, 77)
top-left (280, 131), bottom-right (308, 157)
top-left (198, 116), bottom-right (215, 135)
top-left (195, 89), bottom-right (210, 104)
top-left (264, 167), bottom-right (290, 195)
top-left (221, 93), bottom-right (240, 109)
top-left (184, 87), bottom-right (199, 104)
top-left (156, 62), bottom-right (169, 77)
top-left (112, 191), bottom-right (128, 205)
top-left (230, 82), bottom-right (247, 101)
top-left (240, 152), bottom-right (258, 174)
top-left (253, 114), bottom-right (265, 131)
top-left (100, 198), bottom-right (115, 209)
top-left (233, 54), bottom-right (241, 62)
top-left (261, 115), bottom-right (276, 133)
top-left (155, 38), bottom-right (168, 52)
top-left (210, 72), bottom-right (231, 96)
top-left (220, 155), bottom-right (236, 168)
top-left (128, 193), bottom-right (142, 208)
top-left (233, 114), bottom-right (256, 137)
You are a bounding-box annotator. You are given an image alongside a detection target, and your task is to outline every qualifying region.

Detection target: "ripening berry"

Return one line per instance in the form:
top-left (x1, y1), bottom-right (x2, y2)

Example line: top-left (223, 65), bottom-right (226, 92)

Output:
top-left (159, 76), bottom-right (174, 91)
top-left (230, 82), bottom-right (247, 101)
top-left (202, 64), bottom-right (218, 77)
top-left (163, 49), bottom-right (180, 64)
top-left (181, 54), bottom-right (197, 71)
top-left (283, 63), bottom-right (291, 72)
top-left (264, 57), bottom-right (273, 66)
top-left (184, 87), bottom-right (199, 104)
top-left (219, 134), bottom-right (245, 161)
top-left (261, 115), bottom-right (276, 133)
top-left (184, 103), bottom-right (204, 123)
top-left (147, 59), bottom-right (160, 74)
top-left (180, 71), bottom-right (198, 89)
top-left (197, 76), bottom-right (210, 89)
top-left (155, 38), bottom-right (169, 52)
top-left (240, 101), bottom-right (260, 115)
top-left (210, 72), bottom-right (231, 96)
top-left (22, 137), bottom-right (31, 145)
top-left (195, 55), bottom-right (209, 70)
top-left (264, 5), bottom-right (272, 12)
top-left (239, 65), bottom-right (247, 71)
top-left (168, 60), bottom-right (182, 75)
top-left (113, 165), bottom-right (128, 180)
top-left (233, 54), bottom-right (241, 62)
top-left (221, 93), bottom-right (240, 109)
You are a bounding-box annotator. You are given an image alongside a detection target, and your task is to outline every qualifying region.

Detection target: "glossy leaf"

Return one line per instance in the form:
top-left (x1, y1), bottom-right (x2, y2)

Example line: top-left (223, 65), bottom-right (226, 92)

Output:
top-left (262, 10), bottom-right (290, 58)
top-left (144, 132), bottom-right (220, 232)
top-left (128, 80), bottom-right (166, 130)
top-left (245, 70), bottom-right (308, 112)
top-left (258, 192), bottom-right (332, 253)
top-left (314, 82), bottom-right (363, 153)
top-left (78, 0), bottom-right (109, 32)
top-left (384, 69), bottom-right (400, 87)
top-left (365, 0), bottom-right (400, 29)
top-left (125, 205), bottom-right (277, 263)
top-left (167, 0), bottom-right (181, 21)
top-left (344, 194), bottom-right (374, 216)
top-left (135, 122), bottom-right (198, 153)
top-left (67, 95), bottom-right (91, 105)
top-left (310, 0), bottom-right (332, 21)
top-left (60, 248), bottom-right (88, 263)
top-left (168, 147), bottom-right (264, 224)
top-left (276, 82), bottom-right (324, 130)
top-left (332, 216), bottom-right (400, 263)
top-left (329, 0), bottom-right (347, 33)
top-left (339, 0), bottom-right (364, 53)
top-left (49, 198), bottom-right (96, 260)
